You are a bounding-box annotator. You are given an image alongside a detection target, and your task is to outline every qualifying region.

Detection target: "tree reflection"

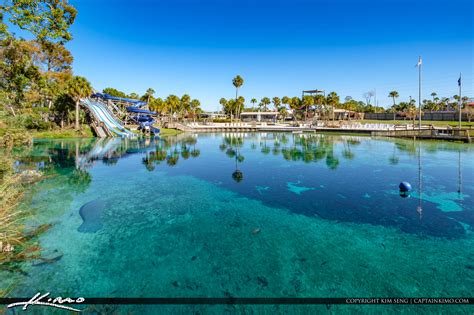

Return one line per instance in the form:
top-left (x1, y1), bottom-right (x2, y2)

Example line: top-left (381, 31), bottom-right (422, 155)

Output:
top-left (220, 136), bottom-right (245, 182)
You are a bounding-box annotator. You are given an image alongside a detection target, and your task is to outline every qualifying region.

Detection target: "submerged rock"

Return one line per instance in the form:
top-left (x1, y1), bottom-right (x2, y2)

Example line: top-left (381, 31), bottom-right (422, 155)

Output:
top-left (19, 169), bottom-right (43, 183)
top-left (78, 199), bottom-right (106, 233)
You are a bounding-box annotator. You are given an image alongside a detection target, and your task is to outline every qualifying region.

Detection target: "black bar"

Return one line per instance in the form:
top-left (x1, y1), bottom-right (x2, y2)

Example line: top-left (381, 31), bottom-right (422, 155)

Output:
top-left (1, 298), bottom-right (473, 305)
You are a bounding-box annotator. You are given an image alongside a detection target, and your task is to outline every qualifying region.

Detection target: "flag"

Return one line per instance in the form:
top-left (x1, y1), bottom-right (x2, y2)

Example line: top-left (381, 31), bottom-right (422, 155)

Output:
top-left (458, 73), bottom-right (462, 87)
top-left (415, 56), bottom-right (422, 67)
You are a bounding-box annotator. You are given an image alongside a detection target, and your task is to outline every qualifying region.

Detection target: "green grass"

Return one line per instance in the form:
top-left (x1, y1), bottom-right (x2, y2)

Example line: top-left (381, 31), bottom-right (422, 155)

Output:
top-left (31, 125), bottom-right (94, 139)
top-left (159, 128), bottom-right (183, 136)
top-left (359, 119), bottom-right (474, 128)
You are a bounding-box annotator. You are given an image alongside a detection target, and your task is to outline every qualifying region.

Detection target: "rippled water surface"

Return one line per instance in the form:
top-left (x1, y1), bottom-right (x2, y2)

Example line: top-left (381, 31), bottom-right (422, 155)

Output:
top-left (3, 133), bottom-right (474, 313)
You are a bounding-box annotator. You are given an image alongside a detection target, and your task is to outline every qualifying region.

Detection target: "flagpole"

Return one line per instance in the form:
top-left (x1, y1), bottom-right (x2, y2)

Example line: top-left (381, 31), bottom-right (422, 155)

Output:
top-left (459, 72), bottom-right (462, 130)
top-left (418, 56), bottom-right (422, 129)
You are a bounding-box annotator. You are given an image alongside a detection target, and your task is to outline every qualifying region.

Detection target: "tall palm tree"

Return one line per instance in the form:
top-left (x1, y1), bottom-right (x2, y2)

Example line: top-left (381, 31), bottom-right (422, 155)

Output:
top-left (190, 99), bottom-right (200, 121)
top-left (251, 98), bottom-right (257, 109)
top-left (260, 97), bottom-right (271, 111)
top-left (388, 91), bottom-right (399, 107)
top-left (165, 95), bottom-right (180, 122)
top-left (272, 97), bottom-right (281, 111)
top-left (232, 75), bottom-right (244, 100)
top-left (236, 96), bottom-right (245, 118)
top-left (302, 95), bottom-right (314, 121)
top-left (67, 76), bottom-right (92, 130)
top-left (219, 98), bottom-right (227, 112)
top-left (145, 88), bottom-right (155, 104)
top-left (180, 94), bottom-right (191, 120)
top-left (431, 92), bottom-right (437, 102)
top-left (326, 92), bottom-right (340, 121)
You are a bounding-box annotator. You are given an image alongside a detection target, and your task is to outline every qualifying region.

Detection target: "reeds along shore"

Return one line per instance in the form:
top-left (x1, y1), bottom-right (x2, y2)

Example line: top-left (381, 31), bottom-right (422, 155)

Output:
top-left (0, 132), bottom-right (51, 297)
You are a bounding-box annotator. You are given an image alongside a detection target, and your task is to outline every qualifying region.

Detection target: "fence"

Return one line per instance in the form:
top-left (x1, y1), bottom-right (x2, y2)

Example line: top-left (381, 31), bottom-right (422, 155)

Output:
top-left (364, 112), bottom-right (470, 121)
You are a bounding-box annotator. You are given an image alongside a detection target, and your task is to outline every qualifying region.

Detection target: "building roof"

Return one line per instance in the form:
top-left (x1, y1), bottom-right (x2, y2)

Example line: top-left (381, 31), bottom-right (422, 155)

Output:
top-left (240, 111), bottom-right (279, 115)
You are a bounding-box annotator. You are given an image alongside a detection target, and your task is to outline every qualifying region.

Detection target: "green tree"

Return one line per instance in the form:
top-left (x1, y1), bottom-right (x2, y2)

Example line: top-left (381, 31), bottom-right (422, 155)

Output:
top-left (326, 92), bottom-right (340, 107)
top-left (51, 92), bottom-right (74, 128)
top-left (190, 99), bottom-right (200, 121)
top-left (251, 98), bottom-right (257, 109)
top-left (149, 97), bottom-right (164, 113)
top-left (219, 98), bottom-right (227, 113)
top-left (129, 92), bottom-right (139, 99)
top-left (179, 94), bottom-right (191, 120)
top-left (37, 40), bottom-right (73, 108)
top-left (388, 91), bottom-right (399, 107)
top-left (431, 92), bottom-right (437, 102)
top-left (3, 0), bottom-right (77, 43)
top-left (236, 96), bottom-right (245, 118)
top-left (232, 75), bottom-right (244, 100)
top-left (272, 97), bottom-right (281, 110)
top-left (302, 95), bottom-right (314, 120)
top-left (0, 38), bottom-right (42, 110)
top-left (260, 97), bottom-right (270, 111)
top-left (66, 76), bottom-right (92, 130)
top-left (165, 94), bottom-right (180, 122)
top-left (145, 88), bottom-right (155, 104)
top-left (326, 92), bottom-right (340, 121)
top-left (103, 87), bottom-right (127, 98)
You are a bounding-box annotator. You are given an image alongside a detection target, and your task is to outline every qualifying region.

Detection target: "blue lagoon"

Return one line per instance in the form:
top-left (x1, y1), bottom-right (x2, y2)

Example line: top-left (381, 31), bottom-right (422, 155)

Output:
top-left (2, 133), bottom-right (473, 313)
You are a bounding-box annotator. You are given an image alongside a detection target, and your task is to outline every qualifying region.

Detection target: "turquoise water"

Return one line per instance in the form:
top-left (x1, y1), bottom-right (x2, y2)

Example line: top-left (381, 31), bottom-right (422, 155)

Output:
top-left (2, 133), bottom-right (474, 313)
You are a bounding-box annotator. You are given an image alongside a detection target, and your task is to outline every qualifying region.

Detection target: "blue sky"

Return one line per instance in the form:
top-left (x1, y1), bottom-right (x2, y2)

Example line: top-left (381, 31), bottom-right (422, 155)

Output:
top-left (65, 0), bottom-right (473, 110)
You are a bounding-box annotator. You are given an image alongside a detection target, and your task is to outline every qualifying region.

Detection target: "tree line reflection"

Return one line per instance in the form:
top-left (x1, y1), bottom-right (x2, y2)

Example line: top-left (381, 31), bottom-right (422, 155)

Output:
top-left (13, 134), bottom-right (471, 187)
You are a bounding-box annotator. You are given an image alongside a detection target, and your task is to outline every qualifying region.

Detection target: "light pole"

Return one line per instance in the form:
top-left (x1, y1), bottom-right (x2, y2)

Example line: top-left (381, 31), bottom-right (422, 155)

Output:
top-left (416, 56), bottom-right (423, 129)
top-left (458, 73), bottom-right (462, 130)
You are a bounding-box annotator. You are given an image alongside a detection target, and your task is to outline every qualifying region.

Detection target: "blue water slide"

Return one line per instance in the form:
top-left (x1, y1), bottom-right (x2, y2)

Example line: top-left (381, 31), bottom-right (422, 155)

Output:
top-left (90, 93), bottom-right (160, 135)
top-left (82, 99), bottom-right (135, 137)
top-left (126, 106), bottom-right (157, 115)
top-left (84, 100), bottom-right (125, 137)
top-left (91, 93), bottom-right (147, 107)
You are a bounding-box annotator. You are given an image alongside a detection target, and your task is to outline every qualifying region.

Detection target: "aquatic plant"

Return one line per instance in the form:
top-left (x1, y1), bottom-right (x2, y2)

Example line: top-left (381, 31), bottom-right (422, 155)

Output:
top-left (0, 139), bottom-right (54, 296)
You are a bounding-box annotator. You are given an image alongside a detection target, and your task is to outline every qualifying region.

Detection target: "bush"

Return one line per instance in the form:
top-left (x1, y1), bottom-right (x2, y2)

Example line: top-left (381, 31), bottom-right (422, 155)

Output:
top-left (212, 118), bottom-right (233, 123)
top-left (23, 113), bottom-right (55, 130)
top-left (0, 129), bottom-right (32, 148)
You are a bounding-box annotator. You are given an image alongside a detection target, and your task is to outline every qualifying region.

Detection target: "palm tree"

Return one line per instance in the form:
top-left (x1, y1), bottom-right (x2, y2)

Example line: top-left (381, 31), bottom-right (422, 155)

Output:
top-left (388, 91), bottom-right (399, 107)
top-left (260, 97), bottom-right (271, 111)
top-left (180, 94), bottom-right (191, 120)
top-left (235, 96), bottom-right (245, 119)
top-left (165, 95), bottom-right (180, 122)
top-left (190, 99), bottom-right (200, 121)
top-left (272, 97), bottom-right (281, 111)
top-left (232, 75), bottom-right (244, 100)
top-left (302, 95), bottom-right (314, 121)
top-left (67, 76), bottom-right (92, 130)
top-left (441, 97), bottom-right (450, 110)
top-left (431, 92), bottom-right (437, 102)
top-left (326, 92), bottom-right (340, 121)
top-left (145, 88), bottom-right (155, 104)
top-left (251, 98), bottom-right (257, 109)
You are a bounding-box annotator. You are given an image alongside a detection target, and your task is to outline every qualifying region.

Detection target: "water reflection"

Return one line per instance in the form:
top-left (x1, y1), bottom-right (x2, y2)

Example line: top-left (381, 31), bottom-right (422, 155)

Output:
top-left (16, 133), bottom-right (474, 239)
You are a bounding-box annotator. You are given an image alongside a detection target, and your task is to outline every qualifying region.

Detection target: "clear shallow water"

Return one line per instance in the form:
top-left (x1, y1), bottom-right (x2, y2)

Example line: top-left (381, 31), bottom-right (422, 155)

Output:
top-left (2, 133), bottom-right (474, 313)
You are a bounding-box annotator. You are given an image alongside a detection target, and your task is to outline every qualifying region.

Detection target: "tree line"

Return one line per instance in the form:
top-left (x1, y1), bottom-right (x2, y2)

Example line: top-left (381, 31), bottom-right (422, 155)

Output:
top-left (0, 0), bottom-right (95, 130)
top-left (0, 0), bottom-right (202, 132)
top-left (102, 87), bottom-right (202, 121)
top-left (221, 76), bottom-right (472, 121)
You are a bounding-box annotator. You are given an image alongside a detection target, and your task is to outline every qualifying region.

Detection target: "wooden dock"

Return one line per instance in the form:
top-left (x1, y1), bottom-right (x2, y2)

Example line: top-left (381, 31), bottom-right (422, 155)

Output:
top-left (165, 122), bottom-right (472, 142)
top-left (371, 127), bottom-right (472, 143)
